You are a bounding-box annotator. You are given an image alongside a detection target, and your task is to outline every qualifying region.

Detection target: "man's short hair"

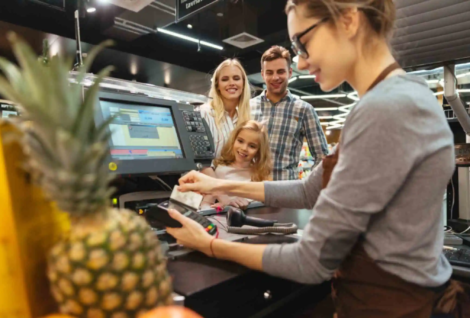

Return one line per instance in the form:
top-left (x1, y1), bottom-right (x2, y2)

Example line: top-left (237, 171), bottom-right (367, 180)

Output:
top-left (261, 46), bottom-right (292, 69)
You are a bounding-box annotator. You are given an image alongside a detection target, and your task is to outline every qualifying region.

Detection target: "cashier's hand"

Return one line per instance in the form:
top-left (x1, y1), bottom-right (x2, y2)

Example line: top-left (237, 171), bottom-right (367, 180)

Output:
top-left (166, 209), bottom-right (213, 255)
top-left (178, 170), bottom-right (223, 195)
top-left (212, 197), bottom-right (249, 210)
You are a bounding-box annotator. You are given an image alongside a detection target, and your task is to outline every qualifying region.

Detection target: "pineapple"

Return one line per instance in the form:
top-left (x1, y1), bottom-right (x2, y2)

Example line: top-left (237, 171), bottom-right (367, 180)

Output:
top-left (0, 33), bottom-right (173, 318)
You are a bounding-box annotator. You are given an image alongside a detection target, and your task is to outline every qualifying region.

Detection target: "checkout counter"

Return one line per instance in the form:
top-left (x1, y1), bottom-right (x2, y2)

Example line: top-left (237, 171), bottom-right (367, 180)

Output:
top-left (86, 82), bottom-right (332, 317)
top-left (166, 207), bottom-right (331, 318)
top-left (1, 74), bottom-right (469, 317)
top-left (88, 78), bottom-right (470, 317)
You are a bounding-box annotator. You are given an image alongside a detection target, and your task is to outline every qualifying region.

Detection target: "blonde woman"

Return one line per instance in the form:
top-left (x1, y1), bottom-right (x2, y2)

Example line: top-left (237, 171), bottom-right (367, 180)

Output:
top-left (199, 59), bottom-right (251, 158)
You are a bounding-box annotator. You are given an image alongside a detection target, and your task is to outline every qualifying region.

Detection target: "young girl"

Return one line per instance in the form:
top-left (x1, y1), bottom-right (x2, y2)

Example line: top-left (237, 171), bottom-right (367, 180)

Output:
top-left (200, 120), bottom-right (272, 209)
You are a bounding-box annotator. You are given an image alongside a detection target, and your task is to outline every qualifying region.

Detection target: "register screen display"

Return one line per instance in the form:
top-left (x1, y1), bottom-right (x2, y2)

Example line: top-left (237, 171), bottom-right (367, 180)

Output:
top-left (100, 100), bottom-right (184, 160)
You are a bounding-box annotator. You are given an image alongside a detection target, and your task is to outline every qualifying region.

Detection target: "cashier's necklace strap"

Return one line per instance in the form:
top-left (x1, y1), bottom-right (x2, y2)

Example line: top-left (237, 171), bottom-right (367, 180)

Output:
top-left (367, 62), bottom-right (401, 93)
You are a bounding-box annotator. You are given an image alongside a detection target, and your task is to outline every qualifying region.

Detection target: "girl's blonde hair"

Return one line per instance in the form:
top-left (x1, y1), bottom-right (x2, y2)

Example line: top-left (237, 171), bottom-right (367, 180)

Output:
top-left (214, 120), bottom-right (272, 182)
top-left (285, 0), bottom-right (396, 39)
top-left (209, 59), bottom-right (251, 128)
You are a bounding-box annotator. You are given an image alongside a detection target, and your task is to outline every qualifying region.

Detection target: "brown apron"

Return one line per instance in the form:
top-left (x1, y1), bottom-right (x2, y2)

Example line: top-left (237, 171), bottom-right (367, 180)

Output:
top-left (321, 63), bottom-right (470, 318)
top-left (331, 242), bottom-right (470, 318)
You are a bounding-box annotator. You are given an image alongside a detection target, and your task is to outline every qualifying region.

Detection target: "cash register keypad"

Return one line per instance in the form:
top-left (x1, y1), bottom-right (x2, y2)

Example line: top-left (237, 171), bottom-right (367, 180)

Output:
top-left (190, 135), bottom-right (212, 158)
top-left (182, 110), bottom-right (213, 159)
top-left (182, 111), bottom-right (205, 133)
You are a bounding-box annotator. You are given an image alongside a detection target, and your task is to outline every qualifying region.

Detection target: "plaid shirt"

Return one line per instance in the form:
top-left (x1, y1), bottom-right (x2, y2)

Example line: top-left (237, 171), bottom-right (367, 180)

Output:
top-left (250, 90), bottom-right (329, 180)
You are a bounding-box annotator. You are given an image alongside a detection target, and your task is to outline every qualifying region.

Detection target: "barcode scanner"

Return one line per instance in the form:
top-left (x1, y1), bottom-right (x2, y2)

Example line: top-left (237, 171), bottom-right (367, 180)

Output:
top-left (226, 207), bottom-right (277, 227)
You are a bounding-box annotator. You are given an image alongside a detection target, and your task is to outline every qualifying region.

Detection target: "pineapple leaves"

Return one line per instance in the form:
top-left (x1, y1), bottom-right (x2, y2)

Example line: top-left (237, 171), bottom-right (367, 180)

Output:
top-left (80, 40), bottom-right (114, 76)
top-left (0, 74), bottom-right (24, 105)
top-left (73, 39), bottom-right (113, 97)
top-left (0, 32), bottom-right (117, 215)
top-left (0, 57), bottom-right (23, 94)
top-left (72, 65), bottom-right (114, 141)
top-left (25, 129), bottom-right (59, 167)
top-left (7, 33), bottom-right (53, 114)
top-left (93, 113), bottom-right (119, 143)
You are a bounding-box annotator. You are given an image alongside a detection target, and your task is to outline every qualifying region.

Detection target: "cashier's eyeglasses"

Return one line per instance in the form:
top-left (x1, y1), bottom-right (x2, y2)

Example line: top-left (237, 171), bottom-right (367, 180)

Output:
top-left (291, 17), bottom-right (329, 59)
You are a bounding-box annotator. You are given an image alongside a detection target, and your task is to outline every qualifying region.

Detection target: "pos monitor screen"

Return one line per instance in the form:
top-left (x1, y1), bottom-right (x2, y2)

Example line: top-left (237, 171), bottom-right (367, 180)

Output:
top-left (94, 91), bottom-right (197, 175)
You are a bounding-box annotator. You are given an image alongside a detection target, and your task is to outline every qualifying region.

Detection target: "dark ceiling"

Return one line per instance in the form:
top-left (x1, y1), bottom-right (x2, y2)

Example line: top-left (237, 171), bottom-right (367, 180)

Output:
top-left (1, 0), bottom-right (470, 111)
top-left (0, 0), bottom-right (291, 76)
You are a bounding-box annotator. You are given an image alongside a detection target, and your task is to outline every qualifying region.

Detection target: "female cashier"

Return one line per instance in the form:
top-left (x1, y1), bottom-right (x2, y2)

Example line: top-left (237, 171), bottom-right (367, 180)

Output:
top-left (168, 0), bottom-right (468, 316)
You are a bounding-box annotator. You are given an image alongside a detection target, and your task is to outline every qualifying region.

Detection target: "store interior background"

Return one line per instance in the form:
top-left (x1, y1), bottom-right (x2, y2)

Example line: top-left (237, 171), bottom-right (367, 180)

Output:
top-left (0, 0), bottom-right (470, 146)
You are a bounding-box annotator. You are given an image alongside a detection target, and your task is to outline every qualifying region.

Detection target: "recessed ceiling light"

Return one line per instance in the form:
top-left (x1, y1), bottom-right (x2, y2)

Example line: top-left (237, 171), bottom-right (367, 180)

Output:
top-left (157, 28), bottom-right (223, 50)
top-left (288, 77), bottom-right (297, 84)
top-left (87, 7), bottom-right (96, 12)
top-left (315, 107), bottom-right (339, 111)
top-left (187, 24), bottom-right (193, 29)
top-left (301, 94), bottom-right (347, 100)
top-left (217, 12), bottom-right (223, 17)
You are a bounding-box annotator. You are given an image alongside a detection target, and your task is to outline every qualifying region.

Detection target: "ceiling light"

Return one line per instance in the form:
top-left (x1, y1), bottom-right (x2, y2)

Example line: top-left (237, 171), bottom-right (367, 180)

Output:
top-left (328, 119), bottom-right (345, 125)
top-left (457, 62), bottom-right (470, 68)
top-left (200, 41), bottom-right (223, 50)
top-left (87, 6), bottom-right (96, 12)
top-left (158, 28), bottom-right (197, 43)
top-left (301, 94), bottom-right (346, 100)
top-left (315, 107), bottom-right (339, 111)
top-left (130, 62), bottom-right (138, 75)
top-left (457, 72), bottom-right (470, 78)
top-left (326, 124), bottom-right (344, 130)
top-left (157, 28), bottom-right (223, 50)
top-left (318, 116), bottom-right (333, 119)
top-left (333, 114), bottom-right (348, 120)
top-left (320, 122), bottom-right (329, 126)
top-left (187, 24), bottom-right (193, 29)
top-left (433, 89), bottom-right (470, 95)
top-left (217, 12), bottom-right (223, 17)
top-left (338, 102), bottom-right (356, 112)
top-left (288, 77), bottom-right (298, 84)
top-left (346, 92), bottom-right (359, 101)
top-left (164, 71), bottom-right (171, 86)
top-left (326, 130), bottom-right (331, 135)
top-left (407, 67), bottom-right (443, 75)
top-left (293, 56), bottom-right (299, 64)
top-left (299, 75), bottom-right (316, 79)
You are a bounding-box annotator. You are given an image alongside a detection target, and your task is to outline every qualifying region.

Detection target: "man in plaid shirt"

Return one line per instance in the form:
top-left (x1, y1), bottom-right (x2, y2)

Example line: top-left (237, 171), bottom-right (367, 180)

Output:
top-left (251, 46), bottom-right (328, 180)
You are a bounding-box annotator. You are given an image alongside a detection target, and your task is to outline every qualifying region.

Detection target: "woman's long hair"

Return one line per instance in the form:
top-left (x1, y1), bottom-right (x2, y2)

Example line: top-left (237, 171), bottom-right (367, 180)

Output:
top-left (214, 120), bottom-right (272, 182)
top-left (209, 59), bottom-right (251, 128)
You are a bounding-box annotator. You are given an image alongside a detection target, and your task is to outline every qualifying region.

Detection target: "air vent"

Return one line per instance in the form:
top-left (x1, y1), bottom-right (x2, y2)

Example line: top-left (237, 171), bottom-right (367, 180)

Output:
top-left (106, 0), bottom-right (154, 12)
top-left (223, 32), bottom-right (264, 49)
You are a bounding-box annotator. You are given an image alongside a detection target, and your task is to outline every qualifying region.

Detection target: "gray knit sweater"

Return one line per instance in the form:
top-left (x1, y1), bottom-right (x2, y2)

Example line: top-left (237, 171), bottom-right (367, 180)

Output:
top-left (263, 74), bottom-right (454, 287)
